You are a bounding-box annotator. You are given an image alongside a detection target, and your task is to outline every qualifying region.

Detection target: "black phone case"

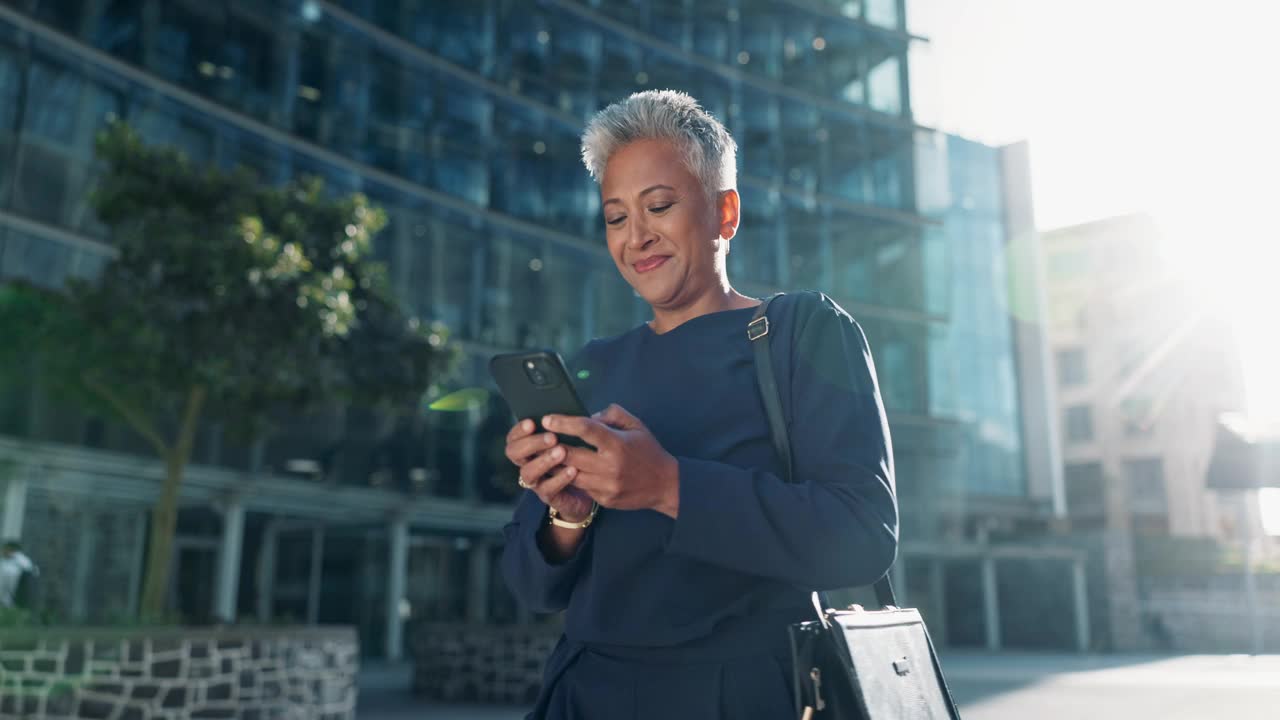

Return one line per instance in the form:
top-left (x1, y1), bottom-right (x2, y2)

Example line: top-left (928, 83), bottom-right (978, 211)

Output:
top-left (489, 350), bottom-right (594, 449)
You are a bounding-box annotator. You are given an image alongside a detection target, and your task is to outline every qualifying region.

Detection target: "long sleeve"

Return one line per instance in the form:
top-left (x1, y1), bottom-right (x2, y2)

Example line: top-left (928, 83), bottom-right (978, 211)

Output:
top-left (664, 294), bottom-right (898, 590)
top-left (500, 483), bottom-right (595, 614)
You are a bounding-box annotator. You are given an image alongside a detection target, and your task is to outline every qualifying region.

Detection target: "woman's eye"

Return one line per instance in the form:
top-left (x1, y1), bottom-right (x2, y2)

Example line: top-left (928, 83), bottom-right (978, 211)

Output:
top-left (649, 204), bottom-right (673, 213)
top-left (606, 216), bottom-right (626, 226)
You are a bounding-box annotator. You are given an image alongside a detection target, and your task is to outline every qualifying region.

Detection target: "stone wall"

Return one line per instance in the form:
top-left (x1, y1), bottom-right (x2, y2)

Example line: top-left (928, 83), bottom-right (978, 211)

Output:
top-left (0, 627), bottom-right (357, 719)
top-left (1141, 575), bottom-right (1280, 653)
top-left (411, 623), bottom-right (559, 705)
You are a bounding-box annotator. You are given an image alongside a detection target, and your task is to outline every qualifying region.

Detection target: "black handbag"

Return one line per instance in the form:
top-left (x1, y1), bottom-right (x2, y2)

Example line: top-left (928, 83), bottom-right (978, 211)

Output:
top-left (749, 294), bottom-right (962, 720)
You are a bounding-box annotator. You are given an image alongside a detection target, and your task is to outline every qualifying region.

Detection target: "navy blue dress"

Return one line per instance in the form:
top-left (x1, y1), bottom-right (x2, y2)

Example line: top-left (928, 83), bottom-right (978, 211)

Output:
top-left (501, 292), bottom-right (898, 719)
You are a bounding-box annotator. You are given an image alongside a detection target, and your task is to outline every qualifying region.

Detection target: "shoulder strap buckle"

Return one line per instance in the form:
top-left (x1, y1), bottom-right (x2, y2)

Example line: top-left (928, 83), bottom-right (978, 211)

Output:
top-left (747, 316), bottom-right (770, 341)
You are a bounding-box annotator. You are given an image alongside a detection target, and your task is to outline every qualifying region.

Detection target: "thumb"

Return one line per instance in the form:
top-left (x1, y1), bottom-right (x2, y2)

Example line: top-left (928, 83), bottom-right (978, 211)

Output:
top-left (597, 403), bottom-right (642, 430)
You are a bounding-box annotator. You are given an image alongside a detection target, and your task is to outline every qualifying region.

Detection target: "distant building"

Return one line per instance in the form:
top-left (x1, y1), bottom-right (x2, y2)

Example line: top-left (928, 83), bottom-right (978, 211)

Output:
top-left (0, 0), bottom-right (1081, 661)
top-left (1041, 213), bottom-right (1254, 649)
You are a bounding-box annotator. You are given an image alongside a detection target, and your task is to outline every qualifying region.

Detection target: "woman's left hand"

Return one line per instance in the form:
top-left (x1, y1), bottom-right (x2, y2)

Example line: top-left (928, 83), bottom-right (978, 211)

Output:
top-left (542, 404), bottom-right (681, 518)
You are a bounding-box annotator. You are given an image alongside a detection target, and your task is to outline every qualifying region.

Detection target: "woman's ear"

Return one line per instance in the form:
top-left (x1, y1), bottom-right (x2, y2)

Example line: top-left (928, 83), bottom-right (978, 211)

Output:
top-left (717, 188), bottom-right (740, 242)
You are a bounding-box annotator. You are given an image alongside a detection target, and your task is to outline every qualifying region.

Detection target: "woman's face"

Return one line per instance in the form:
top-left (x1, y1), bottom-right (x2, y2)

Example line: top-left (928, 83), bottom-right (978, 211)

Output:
top-left (599, 138), bottom-right (738, 310)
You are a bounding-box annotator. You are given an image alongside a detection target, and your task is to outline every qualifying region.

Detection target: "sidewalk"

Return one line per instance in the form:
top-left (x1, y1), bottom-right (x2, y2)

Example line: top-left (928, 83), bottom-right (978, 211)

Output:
top-left (359, 652), bottom-right (1280, 720)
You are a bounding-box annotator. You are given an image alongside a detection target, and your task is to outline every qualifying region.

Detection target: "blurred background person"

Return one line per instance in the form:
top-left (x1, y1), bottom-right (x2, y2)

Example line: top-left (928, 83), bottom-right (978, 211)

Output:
top-left (0, 539), bottom-right (38, 610)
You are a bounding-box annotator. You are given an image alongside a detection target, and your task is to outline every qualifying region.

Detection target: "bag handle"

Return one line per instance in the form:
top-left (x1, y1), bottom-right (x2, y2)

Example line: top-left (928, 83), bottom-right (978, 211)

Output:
top-left (749, 294), bottom-right (897, 611)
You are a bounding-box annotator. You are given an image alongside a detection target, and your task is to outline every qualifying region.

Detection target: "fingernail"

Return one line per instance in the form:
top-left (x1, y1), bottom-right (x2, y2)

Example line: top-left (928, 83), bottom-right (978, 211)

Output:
top-left (552, 447), bottom-right (564, 460)
top-left (543, 416), bottom-right (554, 429)
top-left (544, 434), bottom-right (555, 446)
top-left (524, 420), bottom-right (533, 431)
top-left (566, 466), bottom-right (577, 477)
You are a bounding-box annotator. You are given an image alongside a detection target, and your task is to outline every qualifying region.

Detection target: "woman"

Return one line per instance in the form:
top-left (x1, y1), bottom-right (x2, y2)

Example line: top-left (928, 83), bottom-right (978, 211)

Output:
top-left (501, 90), bottom-right (898, 719)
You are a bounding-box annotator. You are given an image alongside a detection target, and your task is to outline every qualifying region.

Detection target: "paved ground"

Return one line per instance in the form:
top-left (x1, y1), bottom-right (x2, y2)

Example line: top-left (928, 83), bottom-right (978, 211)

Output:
top-left (359, 652), bottom-right (1280, 719)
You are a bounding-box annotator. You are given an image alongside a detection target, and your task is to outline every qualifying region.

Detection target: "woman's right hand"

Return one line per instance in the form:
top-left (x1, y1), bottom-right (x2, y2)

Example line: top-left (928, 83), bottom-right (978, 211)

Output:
top-left (504, 419), bottom-right (596, 522)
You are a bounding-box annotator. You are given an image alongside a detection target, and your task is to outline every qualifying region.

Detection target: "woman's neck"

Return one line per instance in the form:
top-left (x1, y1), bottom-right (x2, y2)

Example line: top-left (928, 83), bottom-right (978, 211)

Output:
top-left (647, 289), bottom-right (760, 334)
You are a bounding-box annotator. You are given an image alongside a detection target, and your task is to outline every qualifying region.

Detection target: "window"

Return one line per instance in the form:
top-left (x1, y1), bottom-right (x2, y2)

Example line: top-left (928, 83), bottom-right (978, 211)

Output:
top-left (1057, 348), bottom-right (1087, 387)
top-left (1064, 405), bottom-right (1093, 444)
top-left (1121, 395), bottom-right (1155, 437)
top-left (865, 0), bottom-right (901, 29)
top-left (91, 0), bottom-right (147, 64)
top-left (1125, 458), bottom-right (1167, 512)
top-left (866, 54), bottom-right (901, 115)
top-left (1065, 462), bottom-right (1105, 522)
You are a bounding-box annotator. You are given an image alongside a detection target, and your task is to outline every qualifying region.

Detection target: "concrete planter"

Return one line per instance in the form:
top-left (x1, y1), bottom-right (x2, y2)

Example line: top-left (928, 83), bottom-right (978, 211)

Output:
top-left (0, 626), bottom-right (358, 719)
top-left (411, 623), bottom-right (559, 705)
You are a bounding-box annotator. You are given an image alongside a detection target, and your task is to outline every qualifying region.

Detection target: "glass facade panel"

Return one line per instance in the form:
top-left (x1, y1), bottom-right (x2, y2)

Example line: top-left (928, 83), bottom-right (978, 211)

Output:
top-left (867, 53), bottom-right (902, 115)
top-left (737, 87), bottom-right (781, 181)
top-left (830, 214), bottom-right (925, 311)
top-left (922, 137), bottom-right (1025, 496)
top-left (733, 189), bottom-right (781, 288)
top-left (858, 315), bottom-right (927, 414)
top-left (865, 0), bottom-right (901, 30)
top-left (783, 197), bottom-right (827, 289)
top-left (91, 0), bottom-right (146, 64)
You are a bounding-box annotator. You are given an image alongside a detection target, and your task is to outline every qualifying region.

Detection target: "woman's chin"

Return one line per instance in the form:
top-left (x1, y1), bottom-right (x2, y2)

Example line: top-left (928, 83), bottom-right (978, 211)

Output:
top-left (630, 276), bottom-right (682, 308)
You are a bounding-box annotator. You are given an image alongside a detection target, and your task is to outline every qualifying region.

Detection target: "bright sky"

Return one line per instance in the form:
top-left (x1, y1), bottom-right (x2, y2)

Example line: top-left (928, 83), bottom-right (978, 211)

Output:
top-left (906, 0), bottom-right (1279, 231)
top-left (907, 0), bottom-right (1280, 427)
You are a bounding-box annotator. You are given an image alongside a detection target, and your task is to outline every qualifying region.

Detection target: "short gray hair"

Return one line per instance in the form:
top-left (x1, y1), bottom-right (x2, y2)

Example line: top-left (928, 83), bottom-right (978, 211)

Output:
top-left (580, 90), bottom-right (737, 200)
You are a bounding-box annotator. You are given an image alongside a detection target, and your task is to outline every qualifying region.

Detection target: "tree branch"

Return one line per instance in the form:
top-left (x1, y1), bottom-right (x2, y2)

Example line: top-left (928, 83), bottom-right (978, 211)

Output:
top-left (175, 384), bottom-right (207, 464)
top-left (81, 372), bottom-right (169, 457)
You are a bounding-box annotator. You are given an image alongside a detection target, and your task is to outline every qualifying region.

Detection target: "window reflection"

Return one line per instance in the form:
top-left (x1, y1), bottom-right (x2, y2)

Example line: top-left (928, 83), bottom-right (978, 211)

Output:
top-left (497, 5), bottom-right (556, 107)
top-left (867, 54), bottom-right (902, 116)
top-left (830, 215), bottom-right (924, 310)
top-left (859, 316), bottom-right (926, 414)
top-left (784, 197), bottom-right (827, 289)
top-left (781, 103), bottom-right (822, 195)
top-left (90, 0), bottom-right (145, 63)
top-left (691, 2), bottom-right (732, 63)
top-left (864, 0), bottom-right (901, 30)
top-left (734, 190), bottom-right (781, 287)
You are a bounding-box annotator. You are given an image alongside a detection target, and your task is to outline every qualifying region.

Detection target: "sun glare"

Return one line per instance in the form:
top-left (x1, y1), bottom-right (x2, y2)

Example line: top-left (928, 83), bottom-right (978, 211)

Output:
top-left (1261, 490), bottom-right (1280, 537)
top-left (1148, 167), bottom-right (1280, 425)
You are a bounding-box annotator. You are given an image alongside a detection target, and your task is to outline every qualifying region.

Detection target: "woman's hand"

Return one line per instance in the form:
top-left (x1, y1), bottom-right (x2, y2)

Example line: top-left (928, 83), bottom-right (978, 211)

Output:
top-left (503, 419), bottom-right (596, 522)
top-left (543, 404), bottom-right (681, 518)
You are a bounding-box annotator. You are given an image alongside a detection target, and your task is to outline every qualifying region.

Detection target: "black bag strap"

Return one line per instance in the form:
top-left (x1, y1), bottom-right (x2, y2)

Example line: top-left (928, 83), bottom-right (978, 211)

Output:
top-left (748, 294), bottom-right (896, 610)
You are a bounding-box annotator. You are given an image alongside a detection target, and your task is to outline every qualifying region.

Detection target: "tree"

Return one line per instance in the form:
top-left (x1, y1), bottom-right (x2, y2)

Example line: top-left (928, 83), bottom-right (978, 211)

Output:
top-left (0, 122), bottom-right (456, 619)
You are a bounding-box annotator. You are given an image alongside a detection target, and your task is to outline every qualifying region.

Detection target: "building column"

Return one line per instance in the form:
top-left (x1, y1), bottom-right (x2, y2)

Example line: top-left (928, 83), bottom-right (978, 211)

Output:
top-left (126, 509), bottom-right (147, 617)
top-left (929, 559), bottom-right (949, 647)
top-left (1, 475), bottom-right (28, 539)
top-left (385, 517), bottom-right (409, 661)
top-left (1072, 557), bottom-right (1091, 652)
top-left (461, 403), bottom-right (484, 502)
top-left (307, 525), bottom-right (325, 625)
top-left (70, 512), bottom-right (97, 622)
top-left (891, 555), bottom-right (907, 606)
top-left (214, 498), bottom-right (245, 622)
top-left (256, 520), bottom-right (279, 622)
top-left (981, 556), bottom-right (1001, 651)
top-left (467, 540), bottom-right (491, 624)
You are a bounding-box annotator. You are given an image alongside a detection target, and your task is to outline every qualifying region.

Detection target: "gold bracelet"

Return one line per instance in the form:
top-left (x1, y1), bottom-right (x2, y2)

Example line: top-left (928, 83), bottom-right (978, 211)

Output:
top-left (548, 502), bottom-right (599, 530)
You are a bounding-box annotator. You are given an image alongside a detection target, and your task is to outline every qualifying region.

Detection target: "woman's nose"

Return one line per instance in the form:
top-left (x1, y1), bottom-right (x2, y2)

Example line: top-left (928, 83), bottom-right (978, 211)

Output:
top-left (626, 216), bottom-right (656, 251)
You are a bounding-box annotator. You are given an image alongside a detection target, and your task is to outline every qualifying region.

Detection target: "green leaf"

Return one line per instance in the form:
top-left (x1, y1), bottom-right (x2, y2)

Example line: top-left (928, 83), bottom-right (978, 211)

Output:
top-left (427, 388), bottom-right (491, 412)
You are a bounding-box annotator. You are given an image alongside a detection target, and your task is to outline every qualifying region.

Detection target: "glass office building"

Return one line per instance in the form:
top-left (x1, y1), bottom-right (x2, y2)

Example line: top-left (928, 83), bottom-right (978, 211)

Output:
top-left (0, 0), bottom-right (1068, 654)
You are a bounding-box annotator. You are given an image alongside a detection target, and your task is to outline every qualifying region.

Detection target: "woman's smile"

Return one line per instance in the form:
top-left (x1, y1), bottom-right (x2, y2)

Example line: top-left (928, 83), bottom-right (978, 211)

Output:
top-left (633, 255), bottom-right (670, 273)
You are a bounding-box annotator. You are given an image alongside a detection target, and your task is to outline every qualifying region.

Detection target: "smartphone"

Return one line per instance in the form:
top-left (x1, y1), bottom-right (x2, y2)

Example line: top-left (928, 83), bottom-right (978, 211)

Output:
top-left (489, 350), bottom-right (594, 449)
